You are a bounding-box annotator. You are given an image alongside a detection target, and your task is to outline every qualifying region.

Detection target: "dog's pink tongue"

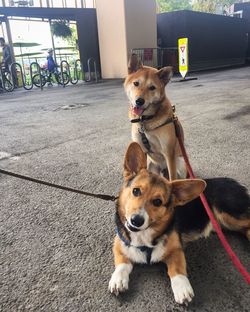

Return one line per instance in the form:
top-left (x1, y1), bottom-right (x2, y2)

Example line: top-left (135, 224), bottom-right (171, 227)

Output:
top-left (133, 107), bottom-right (144, 116)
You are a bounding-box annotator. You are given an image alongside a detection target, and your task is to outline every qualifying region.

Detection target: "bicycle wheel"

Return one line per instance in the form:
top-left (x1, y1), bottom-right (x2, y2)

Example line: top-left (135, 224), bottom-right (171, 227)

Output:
top-left (57, 72), bottom-right (70, 85)
top-left (3, 78), bottom-right (13, 92)
top-left (32, 74), bottom-right (46, 88)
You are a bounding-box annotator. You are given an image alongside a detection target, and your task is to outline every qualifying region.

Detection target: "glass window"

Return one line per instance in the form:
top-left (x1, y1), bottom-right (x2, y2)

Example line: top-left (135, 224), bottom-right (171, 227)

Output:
top-left (50, 0), bottom-right (63, 7)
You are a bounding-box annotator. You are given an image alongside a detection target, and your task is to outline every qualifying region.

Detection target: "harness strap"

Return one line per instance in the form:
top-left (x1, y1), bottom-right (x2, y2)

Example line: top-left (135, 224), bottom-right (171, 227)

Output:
top-left (131, 116), bottom-right (175, 153)
top-left (115, 227), bottom-right (130, 246)
top-left (153, 117), bottom-right (174, 130)
top-left (139, 131), bottom-right (153, 153)
top-left (115, 227), bottom-right (153, 265)
top-left (138, 246), bottom-right (153, 265)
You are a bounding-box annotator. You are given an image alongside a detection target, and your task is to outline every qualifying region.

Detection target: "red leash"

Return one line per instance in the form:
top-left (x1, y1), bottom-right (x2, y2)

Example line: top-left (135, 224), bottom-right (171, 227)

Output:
top-left (174, 119), bottom-right (250, 285)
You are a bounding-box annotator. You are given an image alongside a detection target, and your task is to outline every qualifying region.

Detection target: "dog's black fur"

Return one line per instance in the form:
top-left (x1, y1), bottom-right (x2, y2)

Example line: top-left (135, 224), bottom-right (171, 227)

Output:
top-left (174, 178), bottom-right (250, 235)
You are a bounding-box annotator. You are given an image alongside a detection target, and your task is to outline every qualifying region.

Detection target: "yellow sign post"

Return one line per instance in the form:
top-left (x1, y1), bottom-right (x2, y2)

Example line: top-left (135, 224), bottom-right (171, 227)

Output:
top-left (178, 38), bottom-right (188, 78)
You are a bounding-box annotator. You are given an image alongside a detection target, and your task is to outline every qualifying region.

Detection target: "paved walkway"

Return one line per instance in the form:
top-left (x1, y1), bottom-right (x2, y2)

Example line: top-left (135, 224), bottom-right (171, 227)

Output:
top-left (0, 67), bottom-right (249, 312)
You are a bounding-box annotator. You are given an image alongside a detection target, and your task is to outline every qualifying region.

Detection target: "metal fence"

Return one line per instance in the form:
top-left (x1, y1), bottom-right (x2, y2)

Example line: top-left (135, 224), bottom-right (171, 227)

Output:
top-left (131, 47), bottom-right (178, 71)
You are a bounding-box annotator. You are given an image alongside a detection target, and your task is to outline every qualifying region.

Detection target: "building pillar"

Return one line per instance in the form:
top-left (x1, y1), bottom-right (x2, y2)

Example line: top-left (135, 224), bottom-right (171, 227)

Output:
top-left (95, 0), bottom-right (157, 78)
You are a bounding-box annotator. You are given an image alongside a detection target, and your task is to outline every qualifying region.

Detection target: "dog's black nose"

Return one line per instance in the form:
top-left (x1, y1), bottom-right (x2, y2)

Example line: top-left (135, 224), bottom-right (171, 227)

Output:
top-left (130, 214), bottom-right (145, 227)
top-left (135, 98), bottom-right (145, 107)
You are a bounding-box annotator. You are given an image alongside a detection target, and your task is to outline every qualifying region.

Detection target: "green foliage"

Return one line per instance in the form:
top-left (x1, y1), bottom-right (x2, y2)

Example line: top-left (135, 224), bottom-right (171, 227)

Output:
top-left (157, 0), bottom-right (192, 12)
top-left (192, 0), bottom-right (235, 13)
top-left (65, 24), bottom-right (78, 49)
top-left (51, 20), bottom-right (72, 38)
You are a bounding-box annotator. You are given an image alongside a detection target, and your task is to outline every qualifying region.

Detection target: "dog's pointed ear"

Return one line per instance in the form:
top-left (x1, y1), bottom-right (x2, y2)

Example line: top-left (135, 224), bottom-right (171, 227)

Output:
top-left (128, 54), bottom-right (143, 74)
top-left (171, 179), bottom-right (206, 206)
top-left (157, 66), bottom-right (173, 85)
top-left (124, 142), bottom-right (147, 179)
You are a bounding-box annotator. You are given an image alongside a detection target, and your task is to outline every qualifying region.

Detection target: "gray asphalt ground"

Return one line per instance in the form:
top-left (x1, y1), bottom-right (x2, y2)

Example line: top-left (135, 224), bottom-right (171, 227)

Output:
top-left (0, 67), bottom-right (250, 312)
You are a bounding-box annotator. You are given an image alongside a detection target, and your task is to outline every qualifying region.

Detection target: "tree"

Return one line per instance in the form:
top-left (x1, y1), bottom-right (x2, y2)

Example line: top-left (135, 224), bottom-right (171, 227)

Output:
top-left (157, 0), bottom-right (192, 13)
top-left (192, 0), bottom-right (236, 14)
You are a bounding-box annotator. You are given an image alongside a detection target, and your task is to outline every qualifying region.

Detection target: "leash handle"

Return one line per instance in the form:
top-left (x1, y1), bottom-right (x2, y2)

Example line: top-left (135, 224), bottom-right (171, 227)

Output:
top-left (174, 119), bottom-right (250, 285)
top-left (0, 168), bottom-right (117, 202)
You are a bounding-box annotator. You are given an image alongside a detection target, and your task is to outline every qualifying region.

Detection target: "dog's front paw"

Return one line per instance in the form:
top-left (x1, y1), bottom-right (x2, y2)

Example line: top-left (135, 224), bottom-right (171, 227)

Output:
top-left (171, 274), bottom-right (194, 305)
top-left (108, 263), bottom-right (132, 296)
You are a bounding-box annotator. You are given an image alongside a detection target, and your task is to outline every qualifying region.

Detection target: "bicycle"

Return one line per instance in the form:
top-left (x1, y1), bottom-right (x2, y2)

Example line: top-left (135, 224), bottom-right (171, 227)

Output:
top-left (0, 65), bottom-right (13, 92)
top-left (32, 67), bottom-right (70, 87)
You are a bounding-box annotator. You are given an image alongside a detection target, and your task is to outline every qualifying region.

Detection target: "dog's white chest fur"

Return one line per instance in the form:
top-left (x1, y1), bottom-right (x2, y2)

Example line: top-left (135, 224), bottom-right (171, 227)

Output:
top-left (121, 229), bottom-right (166, 264)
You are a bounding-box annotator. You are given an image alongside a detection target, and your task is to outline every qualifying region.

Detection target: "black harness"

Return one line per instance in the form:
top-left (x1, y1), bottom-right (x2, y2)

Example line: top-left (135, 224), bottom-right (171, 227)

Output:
top-left (115, 227), bottom-right (153, 265)
top-left (130, 115), bottom-right (175, 153)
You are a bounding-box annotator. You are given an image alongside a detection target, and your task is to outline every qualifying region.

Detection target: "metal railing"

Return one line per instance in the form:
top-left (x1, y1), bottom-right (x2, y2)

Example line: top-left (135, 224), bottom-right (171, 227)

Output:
top-left (131, 47), bottom-right (178, 71)
top-left (85, 57), bottom-right (98, 83)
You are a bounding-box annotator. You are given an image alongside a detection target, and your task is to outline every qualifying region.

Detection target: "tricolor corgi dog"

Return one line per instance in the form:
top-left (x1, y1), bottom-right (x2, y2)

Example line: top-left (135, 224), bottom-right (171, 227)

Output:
top-left (109, 142), bottom-right (250, 304)
top-left (124, 54), bottom-right (186, 181)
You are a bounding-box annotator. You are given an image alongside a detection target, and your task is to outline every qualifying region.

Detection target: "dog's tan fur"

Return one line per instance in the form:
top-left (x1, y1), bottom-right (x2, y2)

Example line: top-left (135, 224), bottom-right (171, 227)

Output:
top-left (124, 54), bottom-right (186, 180)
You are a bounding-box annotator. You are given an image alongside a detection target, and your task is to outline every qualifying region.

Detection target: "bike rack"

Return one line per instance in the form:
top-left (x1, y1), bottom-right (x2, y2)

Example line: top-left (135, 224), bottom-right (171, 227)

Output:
top-left (86, 58), bottom-right (98, 83)
top-left (0, 65), bottom-right (14, 92)
top-left (10, 62), bottom-right (34, 91)
top-left (29, 62), bottom-right (43, 91)
top-left (60, 60), bottom-right (70, 88)
top-left (1, 60), bottom-right (83, 93)
top-left (70, 59), bottom-right (82, 85)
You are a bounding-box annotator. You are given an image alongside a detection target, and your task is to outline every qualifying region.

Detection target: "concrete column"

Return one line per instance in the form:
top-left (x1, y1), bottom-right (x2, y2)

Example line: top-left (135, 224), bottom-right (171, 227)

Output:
top-left (96, 0), bottom-right (157, 78)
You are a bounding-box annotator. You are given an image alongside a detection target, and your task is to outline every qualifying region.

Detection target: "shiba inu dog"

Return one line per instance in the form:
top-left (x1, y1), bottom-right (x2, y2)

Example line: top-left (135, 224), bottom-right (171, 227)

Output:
top-left (109, 142), bottom-right (250, 304)
top-left (124, 54), bottom-right (186, 181)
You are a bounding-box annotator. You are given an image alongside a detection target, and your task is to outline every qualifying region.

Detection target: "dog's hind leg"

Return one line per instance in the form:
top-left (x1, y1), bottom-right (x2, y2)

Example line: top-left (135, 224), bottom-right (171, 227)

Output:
top-left (214, 209), bottom-right (250, 241)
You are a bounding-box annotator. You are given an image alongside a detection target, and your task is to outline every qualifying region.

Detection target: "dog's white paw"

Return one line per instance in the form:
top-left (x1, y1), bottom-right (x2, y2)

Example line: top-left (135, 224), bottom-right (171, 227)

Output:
top-left (108, 263), bottom-right (132, 296)
top-left (171, 274), bottom-right (194, 305)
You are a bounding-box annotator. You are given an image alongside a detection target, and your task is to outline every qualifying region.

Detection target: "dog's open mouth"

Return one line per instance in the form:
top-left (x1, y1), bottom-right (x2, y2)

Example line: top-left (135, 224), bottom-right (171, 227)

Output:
top-left (132, 106), bottom-right (144, 116)
top-left (126, 221), bottom-right (141, 232)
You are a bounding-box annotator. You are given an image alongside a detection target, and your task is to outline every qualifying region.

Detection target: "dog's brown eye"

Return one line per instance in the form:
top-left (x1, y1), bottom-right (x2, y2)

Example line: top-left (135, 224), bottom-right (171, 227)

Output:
top-left (152, 199), bottom-right (162, 207)
top-left (149, 85), bottom-right (156, 91)
top-left (133, 81), bottom-right (139, 87)
top-left (133, 188), bottom-right (141, 197)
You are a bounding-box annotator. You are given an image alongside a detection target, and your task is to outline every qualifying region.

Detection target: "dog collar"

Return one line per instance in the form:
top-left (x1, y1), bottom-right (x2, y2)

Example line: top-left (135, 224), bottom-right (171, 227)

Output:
top-left (115, 227), bottom-right (153, 265)
top-left (130, 115), bottom-right (155, 123)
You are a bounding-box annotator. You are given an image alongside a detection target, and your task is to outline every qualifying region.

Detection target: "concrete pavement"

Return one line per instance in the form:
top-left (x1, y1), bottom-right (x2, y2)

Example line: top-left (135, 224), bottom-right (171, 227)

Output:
top-left (0, 67), bottom-right (250, 312)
